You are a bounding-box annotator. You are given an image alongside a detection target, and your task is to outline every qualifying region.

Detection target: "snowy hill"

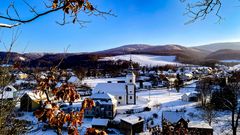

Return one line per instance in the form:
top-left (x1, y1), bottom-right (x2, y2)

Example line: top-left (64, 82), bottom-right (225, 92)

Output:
top-left (100, 54), bottom-right (180, 66)
top-left (194, 42), bottom-right (240, 52)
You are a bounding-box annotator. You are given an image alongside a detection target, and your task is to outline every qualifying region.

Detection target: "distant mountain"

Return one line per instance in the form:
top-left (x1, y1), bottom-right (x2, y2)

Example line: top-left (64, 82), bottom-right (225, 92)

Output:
top-left (206, 49), bottom-right (240, 60)
top-left (95, 44), bottom-right (211, 63)
top-left (1, 42), bottom-right (240, 67)
top-left (95, 44), bottom-right (152, 55)
top-left (0, 52), bottom-right (28, 63)
top-left (137, 44), bottom-right (210, 57)
top-left (193, 42), bottom-right (240, 52)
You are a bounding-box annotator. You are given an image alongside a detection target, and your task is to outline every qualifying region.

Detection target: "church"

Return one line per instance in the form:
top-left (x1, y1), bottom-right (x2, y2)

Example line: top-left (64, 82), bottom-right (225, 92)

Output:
top-left (93, 61), bottom-right (137, 105)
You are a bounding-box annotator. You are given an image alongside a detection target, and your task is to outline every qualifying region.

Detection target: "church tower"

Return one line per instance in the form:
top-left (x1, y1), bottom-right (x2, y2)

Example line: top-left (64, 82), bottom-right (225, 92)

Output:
top-left (126, 59), bottom-right (136, 84)
top-left (126, 58), bottom-right (136, 104)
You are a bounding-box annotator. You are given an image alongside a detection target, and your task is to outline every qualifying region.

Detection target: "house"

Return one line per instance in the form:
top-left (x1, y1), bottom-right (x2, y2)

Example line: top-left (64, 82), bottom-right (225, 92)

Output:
top-left (181, 73), bottom-right (193, 81)
top-left (0, 85), bottom-right (17, 100)
top-left (120, 115), bottom-right (144, 135)
top-left (85, 92), bottom-right (117, 119)
top-left (91, 118), bottom-right (109, 130)
top-left (76, 87), bottom-right (92, 97)
top-left (162, 111), bottom-right (213, 135)
top-left (93, 63), bottom-right (136, 105)
top-left (188, 121), bottom-right (213, 135)
top-left (17, 72), bottom-right (28, 80)
top-left (181, 91), bottom-right (199, 102)
top-left (162, 77), bottom-right (177, 88)
top-left (20, 92), bottom-right (47, 111)
top-left (143, 82), bottom-right (152, 89)
top-left (162, 111), bottom-right (188, 134)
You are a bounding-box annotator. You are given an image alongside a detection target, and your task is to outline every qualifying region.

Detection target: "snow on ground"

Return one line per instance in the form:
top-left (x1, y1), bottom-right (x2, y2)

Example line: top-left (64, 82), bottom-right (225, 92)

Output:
top-left (220, 59), bottom-right (240, 63)
top-left (115, 81), bottom-right (238, 135)
top-left (100, 54), bottom-right (180, 66)
top-left (231, 64), bottom-right (240, 71)
top-left (17, 78), bottom-right (238, 135)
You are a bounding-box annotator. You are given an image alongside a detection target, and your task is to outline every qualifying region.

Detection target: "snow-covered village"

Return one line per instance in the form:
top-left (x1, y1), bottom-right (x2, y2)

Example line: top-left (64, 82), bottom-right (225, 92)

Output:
top-left (1, 0), bottom-right (240, 135)
top-left (1, 54), bottom-right (240, 135)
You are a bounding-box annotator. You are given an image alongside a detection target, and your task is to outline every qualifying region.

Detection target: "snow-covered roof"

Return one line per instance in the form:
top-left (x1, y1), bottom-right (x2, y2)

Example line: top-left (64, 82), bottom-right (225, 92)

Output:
top-left (91, 92), bottom-right (115, 100)
top-left (68, 76), bottom-right (81, 83)
top-left (188, 121), bottom-right (213, 129)
top-left (55, 82), bottom-right (62, 88)
top-left (182, 91), bottom-right (198, 97)
top-left (91, 92), bottom-right (117, 105)
top-left (165, 77), bottom-right (177, 82)
top-left (0, 64), bottom-right (12, 67)
top-left (4, 85), bottom-right (17, 92)
top-left (162, 111), bottom-right (186, 123)
top-left (91, 118), bottom-right (109, 126)
top-left (0, 85), bottom-right (17, 99)
top-left (93, 83), bottom-right (126, 95)
top-left (23, 91), bottom-right (49, 101)
top-left (121, 115), bottom-right (144, 125)
top-left (139, 76), bottom-right (150, 81)
top-left (143, 82), bottom-right (152, 86)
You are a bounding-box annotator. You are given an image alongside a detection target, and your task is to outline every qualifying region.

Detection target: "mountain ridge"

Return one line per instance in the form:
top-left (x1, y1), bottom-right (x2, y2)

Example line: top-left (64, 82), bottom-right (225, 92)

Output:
top-left (1, 42), bottom-right (240, 67)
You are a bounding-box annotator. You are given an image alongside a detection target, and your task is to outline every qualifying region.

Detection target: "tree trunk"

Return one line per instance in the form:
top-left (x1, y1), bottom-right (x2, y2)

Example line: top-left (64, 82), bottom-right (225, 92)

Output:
top-left (232, 109), bottom-right (236, 135)
top-left (44, 90), bottom-right (50, 101)
top-left (232, 127), bottom-right (236, 135)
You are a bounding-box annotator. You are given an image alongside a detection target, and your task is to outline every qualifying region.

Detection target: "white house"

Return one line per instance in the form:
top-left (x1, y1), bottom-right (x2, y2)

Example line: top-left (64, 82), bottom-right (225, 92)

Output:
top-left (181, 91), bottom-right (198, 102)
top-left (0, 85), bottom-right (17, 100)
top-left (93, 62), bottom-right (137, 105)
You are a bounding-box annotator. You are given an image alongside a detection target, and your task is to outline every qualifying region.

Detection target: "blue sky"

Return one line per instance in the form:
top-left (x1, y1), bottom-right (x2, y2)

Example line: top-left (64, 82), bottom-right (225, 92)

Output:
top-left (0, 0), bottom-right (240, 53)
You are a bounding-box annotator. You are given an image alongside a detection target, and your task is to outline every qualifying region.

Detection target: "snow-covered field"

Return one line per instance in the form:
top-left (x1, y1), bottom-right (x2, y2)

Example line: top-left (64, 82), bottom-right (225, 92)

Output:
top-left (100, 54), bottom-right (180, 66)
top-left (230, 64), bottom-right (240, 71)
top-left (221, 59), bottom-right (240, 63)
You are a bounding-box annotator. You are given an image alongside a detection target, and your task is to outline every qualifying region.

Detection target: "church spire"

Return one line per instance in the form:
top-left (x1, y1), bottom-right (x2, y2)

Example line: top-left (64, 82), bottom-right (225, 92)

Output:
top-left (126, 54), bottom-right (136, 84)
top-left (129, 54), bottom-right (134, 71)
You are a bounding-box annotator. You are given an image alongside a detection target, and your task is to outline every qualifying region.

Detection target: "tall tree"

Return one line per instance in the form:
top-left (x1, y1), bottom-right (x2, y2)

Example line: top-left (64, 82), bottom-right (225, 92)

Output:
top-left (221, 82), bottom-right (240, 135)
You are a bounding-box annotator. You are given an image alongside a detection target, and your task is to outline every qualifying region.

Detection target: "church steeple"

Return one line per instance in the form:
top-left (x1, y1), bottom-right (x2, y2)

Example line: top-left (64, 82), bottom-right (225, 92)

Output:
top-left (128, 55), bottom-right (134, 72)
top-left (126, 55), bottom-right (136, 84)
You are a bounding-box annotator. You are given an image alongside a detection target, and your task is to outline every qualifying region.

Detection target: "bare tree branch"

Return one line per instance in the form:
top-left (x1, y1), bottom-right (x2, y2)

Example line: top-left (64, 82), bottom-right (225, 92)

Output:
top-left (0, 23), bottom-right (21, 28)
top-left (182, 0), bottom-right (222, 24)
top-left (0, 0), bottom-right (116, 28)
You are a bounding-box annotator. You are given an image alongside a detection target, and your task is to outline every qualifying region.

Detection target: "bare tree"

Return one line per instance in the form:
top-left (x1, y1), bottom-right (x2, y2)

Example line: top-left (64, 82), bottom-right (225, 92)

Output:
top-left (0, 0), bottom-right (115, 28)
top-left (181, 0), bottom-right (223, 24)
top-left (0, 30), bottom-right (29, 134)
top-left (196, 77), bottom-right (213, 107)
top-left (221, 82), bottom-right (240, 135)
top-left (201, 104), bottom-right (216, 126)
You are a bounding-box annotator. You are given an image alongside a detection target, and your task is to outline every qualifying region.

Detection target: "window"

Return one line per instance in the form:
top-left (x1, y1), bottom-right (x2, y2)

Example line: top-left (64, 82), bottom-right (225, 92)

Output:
top-left (119, 96), bottom-right (122, 100)
top-left (5, 88), bottom-right (12, 91)
top-left (130, 79), bottom-right (132, 83)
top-left (118, 102), bottom-right (120, 104)
top-left (108, 112), bottom-right (112, 116)
top-left (130, 96), bottom-right (132, 99)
